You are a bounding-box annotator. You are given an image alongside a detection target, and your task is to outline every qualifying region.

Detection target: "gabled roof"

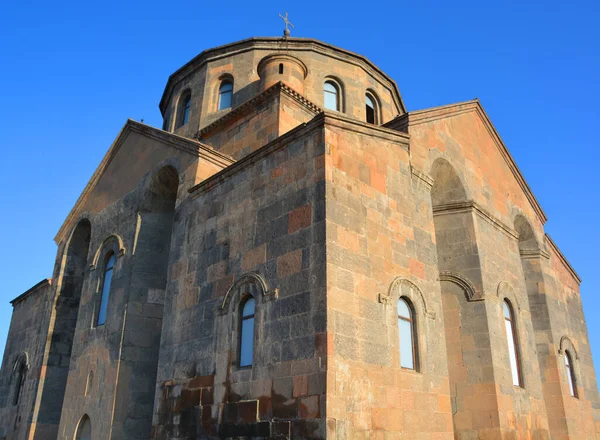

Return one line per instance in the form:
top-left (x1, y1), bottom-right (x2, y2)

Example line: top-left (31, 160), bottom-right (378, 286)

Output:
top-left (385, 99), bottom-right (548, 225)
top-left (54, 120), bottom-right (234, 244)
top-left (159, 37), bottom-right (407, 116)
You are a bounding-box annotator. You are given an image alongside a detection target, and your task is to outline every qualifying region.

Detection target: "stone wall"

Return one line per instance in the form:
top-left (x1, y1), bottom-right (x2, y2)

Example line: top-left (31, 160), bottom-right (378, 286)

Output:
top-left (152, 119), bottom-right (328, 439)
top-left (0, 280), bottom-right (53, 440)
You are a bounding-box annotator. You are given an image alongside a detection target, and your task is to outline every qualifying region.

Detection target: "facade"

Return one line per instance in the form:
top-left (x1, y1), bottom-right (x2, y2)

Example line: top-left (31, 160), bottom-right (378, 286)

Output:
top-left (0, 36), bottom-right (598, 440)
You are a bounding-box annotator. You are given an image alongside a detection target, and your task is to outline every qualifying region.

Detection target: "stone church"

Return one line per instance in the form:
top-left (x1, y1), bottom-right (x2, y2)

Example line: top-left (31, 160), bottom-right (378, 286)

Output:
top-left (0, 35), bottom-right (598, 440)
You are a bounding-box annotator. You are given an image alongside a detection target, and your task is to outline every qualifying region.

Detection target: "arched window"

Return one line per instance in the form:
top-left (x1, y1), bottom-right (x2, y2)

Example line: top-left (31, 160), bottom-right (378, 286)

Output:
top-left (564, 350), bottom-right (578, 398)
top-left (398, 298), bottom-right (417, 370)
top-left (503, 300), bottom-right (522, 387)
top-left (279, 63), bottom-right (284, 74)
top-left (97, 253), bottom-right (115, 326)
top-left (75, 415), bottom-right (91, 440)
top-left (324, 81), bottom-right (340, 111)
top-left (12, 357), bottom-right (26, 405)
top-left (366, 92), bottom-right (378, 124)
top-left (239, 296), bottom-right (255, 367)
top-left (177, 92), bottom-right (191, 128)
top-left (218, 81), bottom-right (233, 110)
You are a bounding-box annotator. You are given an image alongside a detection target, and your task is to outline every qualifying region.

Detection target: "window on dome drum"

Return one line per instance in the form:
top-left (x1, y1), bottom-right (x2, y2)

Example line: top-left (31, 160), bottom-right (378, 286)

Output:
top-left (503, 300), bottom-right (522, 387)
top-left (279, 63), bottom-right (284, 74)
top-left (218, 81), bottom-right (233, 110)
top-left (324, 81), bottom-right (340, 111)
top-left (13, 360), bottom-right (26, 405)
top-left (398, 298), bottom-right (417, 370)
top-left (97, 253), bottom-right (115, 326)
top-left (239, 296), bottom-right (255, 367)
top-left (366, 93), bottom-right (377, 124)
top-left (565, 350), bottom-right (578, 398)
top-left (177, 93), bottom-right (191, 128)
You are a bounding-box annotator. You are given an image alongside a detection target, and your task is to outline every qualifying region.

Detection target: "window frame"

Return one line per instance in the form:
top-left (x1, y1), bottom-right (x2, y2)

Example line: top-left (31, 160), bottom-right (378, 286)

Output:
top-left (238, 295), bottom-right (256, 368)
top-left (176, 91), bottom-right (192, 129)
top-left (503, 299), bottom-right (523, 387)
top-left (218, 80), bottom-right (234, 111)
top-left (564, 350), bottom-right (578, 398)
top-left (96, 251), bottom-right (116, 327)
top-left (365, 91), bottom-right (379, 124)
top-left (324, 79), bottom-right (342, 112)
top-left (397, 296), bottom-right (418, 371)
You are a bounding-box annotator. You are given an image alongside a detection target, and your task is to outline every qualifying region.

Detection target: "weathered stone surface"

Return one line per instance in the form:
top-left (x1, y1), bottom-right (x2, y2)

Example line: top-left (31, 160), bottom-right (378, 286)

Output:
top-left (0, 36), bottom-right (598, 440)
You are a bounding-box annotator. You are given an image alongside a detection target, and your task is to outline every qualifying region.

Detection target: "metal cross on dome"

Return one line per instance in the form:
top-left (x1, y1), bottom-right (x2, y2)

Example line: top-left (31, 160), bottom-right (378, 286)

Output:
top-left (279, 11), bottom-right (294, 37)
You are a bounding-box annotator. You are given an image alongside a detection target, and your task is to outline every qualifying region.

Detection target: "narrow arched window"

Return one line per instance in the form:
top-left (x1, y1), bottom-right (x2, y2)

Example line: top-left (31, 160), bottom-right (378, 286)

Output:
top-left (324, 81), bottom-right (340, 111)
top-left (97, 253), bottom-right (115, 326)
top-left (366, 92), bottom-right (378, 124)
top-left (398, 298), bottom-right (417, 370)
top-left (564, 350), bottom-right (578, 397)
top-left (218, 81), bottom-right (233, 110)
top-left (13, 360), bottom-right (26, 405)
top-left (279, 63), bottom-right (284, 74)
top-left (177, 92), bottom-right (191, 128)
top-left (75, 415), bottom-right (92, 440)
top-left (239, 296), bottom-right (255, 367)
top-left (503, 300), bottom-right (522, 387)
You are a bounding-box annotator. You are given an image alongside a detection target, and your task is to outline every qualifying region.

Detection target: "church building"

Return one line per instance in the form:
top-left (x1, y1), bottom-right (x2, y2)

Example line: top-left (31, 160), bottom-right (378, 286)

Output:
top-left (0, 34), bottom-right (599, 440)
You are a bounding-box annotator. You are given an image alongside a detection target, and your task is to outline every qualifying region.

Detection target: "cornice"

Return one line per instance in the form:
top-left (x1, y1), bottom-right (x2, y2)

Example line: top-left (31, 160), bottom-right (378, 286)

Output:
top-left (321, 111), bottom-right (410, 147)
top-left (196, 82), bottom-right (321, 139)
top-left (432, 200), bottom-right (519, 240)
top-left (395, 99), bottom-right (548, 226)
top-left (10, 279), bottom-right (52, 306)
top-left (519, 248), bottom-right (550, 260)
top-left (159, 37), bottom-right (406, 116)
top-left (545, 234), bottom-right (581, 284)
top-left (54, 120), bottom-right (234, 245)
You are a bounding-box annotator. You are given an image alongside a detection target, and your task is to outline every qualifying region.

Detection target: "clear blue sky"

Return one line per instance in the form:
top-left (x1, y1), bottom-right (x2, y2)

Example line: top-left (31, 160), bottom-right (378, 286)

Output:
top-left (0, 0), bottom-right (598, 375)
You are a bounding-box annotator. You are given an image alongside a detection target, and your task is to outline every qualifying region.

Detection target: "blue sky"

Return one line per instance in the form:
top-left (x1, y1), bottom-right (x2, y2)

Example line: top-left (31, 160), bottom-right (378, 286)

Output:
top-left (0, 0), bottom-right (598, 378)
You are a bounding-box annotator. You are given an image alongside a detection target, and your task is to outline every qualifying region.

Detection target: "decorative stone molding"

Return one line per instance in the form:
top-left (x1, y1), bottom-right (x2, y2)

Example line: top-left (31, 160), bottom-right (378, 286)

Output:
top-left (433, 200), bottom-right (519, 240)
top-left (386, 277), bottom-right (435, 320)
top-left (496, 281), bottom-right (525, 313)
top-left (519, 248), bottom-right (550, 260)
top-left (558, 335), bottom-right (579, 360)
top-left (219, 272), bottom-right (277, 315)
top-left (13, 352), bottom-right (29, 372)
top-left (410, 165), bottom-right (434, 189)
top-left (378, 292), bottom-right (392, 305)
top-left (439, 271), bottom-right (481, 302)
top-left (90, 234), bottom-right (126, 271)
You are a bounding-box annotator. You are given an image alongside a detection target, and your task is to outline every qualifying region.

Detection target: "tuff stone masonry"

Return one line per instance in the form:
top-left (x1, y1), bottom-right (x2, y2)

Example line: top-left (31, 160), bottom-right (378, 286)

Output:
top-left (0, 36), bottom-right (598, 440)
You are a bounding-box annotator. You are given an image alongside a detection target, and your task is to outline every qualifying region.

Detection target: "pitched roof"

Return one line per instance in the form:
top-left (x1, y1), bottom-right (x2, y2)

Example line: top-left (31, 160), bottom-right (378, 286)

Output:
top-left (385, 99), bottom-right (548, 225)
top-left (54, 120), bottom-right (234, 244)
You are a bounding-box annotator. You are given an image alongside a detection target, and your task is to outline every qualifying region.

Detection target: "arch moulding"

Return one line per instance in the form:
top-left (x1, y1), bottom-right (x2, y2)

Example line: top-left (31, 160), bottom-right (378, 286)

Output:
top-left (558, 335), bottom-right (579, 360)
top-left (439, 271), bottom-right (481, 302)
top-left (90, 234), bottom-right (126, 270)
top-left (219, 272), bottom-right (278, 315)
top-left (379, 277), bottom-right (435, 320)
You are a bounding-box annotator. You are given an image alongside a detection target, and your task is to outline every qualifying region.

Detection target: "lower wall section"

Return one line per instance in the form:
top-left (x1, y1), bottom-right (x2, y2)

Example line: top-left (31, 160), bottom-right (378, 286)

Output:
top-left (152, 374), bottom-right (326, 439)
